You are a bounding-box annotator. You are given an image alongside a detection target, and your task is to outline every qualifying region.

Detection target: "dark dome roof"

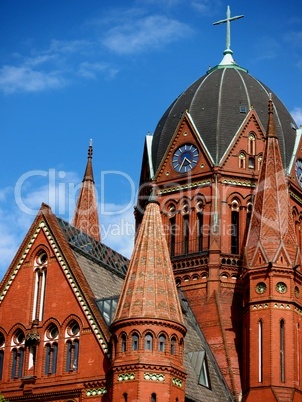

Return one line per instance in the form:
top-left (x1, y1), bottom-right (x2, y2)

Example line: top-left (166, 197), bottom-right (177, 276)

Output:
top-left (152, 65), bottom-right (297, 172)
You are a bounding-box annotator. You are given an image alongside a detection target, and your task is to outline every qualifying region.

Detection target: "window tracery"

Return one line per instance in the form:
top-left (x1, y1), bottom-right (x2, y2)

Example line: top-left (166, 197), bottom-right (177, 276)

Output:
top-left (44, 323), bottom-right (59, 375)
top-left (65, 320), bottom-right (80, 372)
top-left (11, 329), bottom-right (25, 379)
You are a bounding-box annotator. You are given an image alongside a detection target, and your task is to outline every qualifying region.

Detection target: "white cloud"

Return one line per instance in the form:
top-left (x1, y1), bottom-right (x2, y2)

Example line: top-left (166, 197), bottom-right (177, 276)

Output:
top-left (78, 62), bottom-right (118, 80)
top-left (191, 0), bottom-right (222, 15)
top-left (284, 31), bottom-right (302, 48)
top-left (291, 107), bottom-right (302, 126)
top-left (0, 65), bottom-right (66, 94)
top-left (103, 14), bottom-right (192, 54)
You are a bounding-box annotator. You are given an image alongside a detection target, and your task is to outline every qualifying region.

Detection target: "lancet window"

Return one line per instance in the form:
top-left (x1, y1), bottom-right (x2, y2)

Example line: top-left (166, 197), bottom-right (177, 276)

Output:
top-left (231, 199), bottom-right (240, 254)
top-left (11, 329), bottom-right (25, 379)
top-left (32, 251), bottom-right (48, 322)
top-left (0, 332), bottom-right (5, 380)
top-left (65, 320), bottom-right (80, 372)
top-left (44, 324), bottom-right (59, 375)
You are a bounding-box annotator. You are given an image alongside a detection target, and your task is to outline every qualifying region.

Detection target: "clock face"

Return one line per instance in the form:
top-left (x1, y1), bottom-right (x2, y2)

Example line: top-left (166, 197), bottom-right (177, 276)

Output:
top-left (295, 159), bottom-right (302, 188)
top-left (172, 144), bottom-right (199, 173)
top-left (276, 282), bottom-right (287, 294)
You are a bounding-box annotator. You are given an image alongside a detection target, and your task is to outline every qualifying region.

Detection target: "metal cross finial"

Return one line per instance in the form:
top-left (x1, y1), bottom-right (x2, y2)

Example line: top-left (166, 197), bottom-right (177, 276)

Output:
top-left (88, 139), bottom-right (93, 158)
top-left (213, 5), bottom-right (244, 53)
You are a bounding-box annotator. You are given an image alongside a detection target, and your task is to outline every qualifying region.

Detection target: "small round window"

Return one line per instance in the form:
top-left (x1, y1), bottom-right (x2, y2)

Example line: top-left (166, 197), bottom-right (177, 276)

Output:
top-left (36, 251), bottom-right (48, 265)
top-left (67, 321), bottom-right (80, 337)
top-left (14, 329), bottom-right (25, 345)
top-left (46, 324), bottom-right (59, 340)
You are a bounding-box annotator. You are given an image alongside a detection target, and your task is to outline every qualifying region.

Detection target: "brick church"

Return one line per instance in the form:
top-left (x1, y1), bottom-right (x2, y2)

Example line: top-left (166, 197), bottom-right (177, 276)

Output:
top-left (1, 7), bottom-right (302, 402)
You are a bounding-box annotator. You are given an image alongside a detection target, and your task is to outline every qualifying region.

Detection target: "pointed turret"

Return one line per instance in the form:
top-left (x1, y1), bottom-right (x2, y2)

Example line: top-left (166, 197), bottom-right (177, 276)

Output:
top-left (113, 189), bottom-right (184, 324)
top-left (242, 99), bottom-right (302, 400)
top-left (245, 97), bottom-right (300, 268)
top-left (109, 189), bottom-right (186, 402)
top-left (72, 141), bottom-right (101, 242)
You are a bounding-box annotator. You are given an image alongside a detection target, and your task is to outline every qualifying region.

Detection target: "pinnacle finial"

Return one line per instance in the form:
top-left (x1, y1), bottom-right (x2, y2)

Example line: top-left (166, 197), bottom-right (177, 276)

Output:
top-left (88, 139), bottom-right (93, 158)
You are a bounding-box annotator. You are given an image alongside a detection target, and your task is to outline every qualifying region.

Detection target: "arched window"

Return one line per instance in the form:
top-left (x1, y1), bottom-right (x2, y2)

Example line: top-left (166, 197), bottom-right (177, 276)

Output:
top-left (123, 393), bottom-right (128, 402)
top-left (121, 333), bottom-right (127, 352)
top-left (132, 333), bottom-right (139, 351)
top-left (65, 320), bottom-right (80, 372)
top-left (171, 336), bottom-right (176, 355)
top-left (257, 153), bottom-right (263, 170)
top-left (44, 324), bottom-right (59, 375)
top-left (280, 319), bottom-right (285, 383)
top-left (144, 333), bottom-right (153, 351)
top-left (170, 215), bottom-right (176, 258)
top-left (197, 212), bottom-right (203, 252)
top-left (0, 332), bottom-right (5, 380)
top-left (239, 152), bottom-right (246, 169)
top-left (151, 393), bottom-right (157, 402)
top-left (258, 320), bottom-right (263, 383)
top-left (231, 200), bottom-right (239, 254)
top-left (11, 329), bottom-right (25, 379)
top-left (32, 251), bottom-right (48, 322)
top-left (183, 208), bottom-right (190, 255)
top-left (158, 334), bottom-right (166, 352)
top-left (248, 132), bottom-right (256, 155)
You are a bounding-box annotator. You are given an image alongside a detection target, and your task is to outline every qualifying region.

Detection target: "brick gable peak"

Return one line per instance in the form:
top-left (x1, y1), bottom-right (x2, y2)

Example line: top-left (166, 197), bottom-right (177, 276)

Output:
top-left (72, 141), bottom-right (101, 242)
top-left (245, 98), bottom-right (300, 268)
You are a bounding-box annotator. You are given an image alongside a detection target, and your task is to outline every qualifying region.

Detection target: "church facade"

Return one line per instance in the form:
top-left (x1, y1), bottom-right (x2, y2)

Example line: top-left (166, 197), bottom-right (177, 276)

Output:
top-left (1, 8), bottom-right (302, 402)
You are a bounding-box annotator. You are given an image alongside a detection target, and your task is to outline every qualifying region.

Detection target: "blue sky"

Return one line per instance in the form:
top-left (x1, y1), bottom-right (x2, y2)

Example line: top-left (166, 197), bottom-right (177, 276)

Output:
top-left (0, 0), bottom-right (302, 278)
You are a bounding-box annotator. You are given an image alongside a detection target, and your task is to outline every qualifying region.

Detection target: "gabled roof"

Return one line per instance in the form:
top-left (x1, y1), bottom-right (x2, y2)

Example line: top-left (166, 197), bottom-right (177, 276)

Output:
top-left (0, 203), bottom-right (125, 352)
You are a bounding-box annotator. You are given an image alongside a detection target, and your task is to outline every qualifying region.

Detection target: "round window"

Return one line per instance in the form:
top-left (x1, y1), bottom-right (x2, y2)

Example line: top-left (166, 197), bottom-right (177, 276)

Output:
top-left (47, 324), bottom-right (59, 340)
top-left (68, 321), bottom-right (80, 337)
top-left (14, 329), bottom-right (25, 345)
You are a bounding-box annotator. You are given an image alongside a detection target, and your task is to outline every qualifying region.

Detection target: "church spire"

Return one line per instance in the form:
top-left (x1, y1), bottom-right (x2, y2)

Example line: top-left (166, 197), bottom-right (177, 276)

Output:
top-left (245, 98), bottom-right (300, 268)
top-left (72, 140), bottom-right (101, 242)
top-left (112, 189), bottom-right (184, 324)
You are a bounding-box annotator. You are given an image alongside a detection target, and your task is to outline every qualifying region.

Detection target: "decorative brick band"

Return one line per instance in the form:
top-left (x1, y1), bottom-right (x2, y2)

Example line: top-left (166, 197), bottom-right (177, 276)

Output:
top-left (118, 373), bottom-right (135, 381)
top-left (158, 180), bottom-right (211, 195)
top-left (86, 388), bottom-right (107, 396)
top-left (222, 178), bottom-right (256, 187)
top-left (172, 377), bottom-right (183, 388)
top-left (144, 373), bottom-right (165, 382)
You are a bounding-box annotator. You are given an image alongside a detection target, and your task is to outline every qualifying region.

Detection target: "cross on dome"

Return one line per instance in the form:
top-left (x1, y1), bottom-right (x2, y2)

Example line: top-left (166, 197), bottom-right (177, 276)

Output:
top-left (213, 5), bottom-right (244, 66)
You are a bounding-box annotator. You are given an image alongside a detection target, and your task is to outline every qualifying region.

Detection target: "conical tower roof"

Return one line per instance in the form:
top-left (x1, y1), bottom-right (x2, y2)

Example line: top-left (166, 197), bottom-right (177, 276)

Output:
top-left (245, 98), bottom-right (300, 267)
top-left (112, 192), bottom-right (184, 326)
top-left (72, 141), bottom-right (101, 242)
